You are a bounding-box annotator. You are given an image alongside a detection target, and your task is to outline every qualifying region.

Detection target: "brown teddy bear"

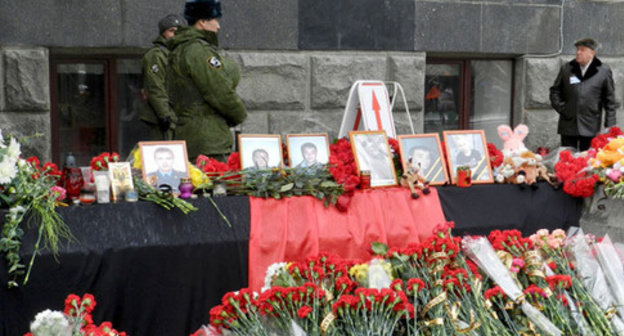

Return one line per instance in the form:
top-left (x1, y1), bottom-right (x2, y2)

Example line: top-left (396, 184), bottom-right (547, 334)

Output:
top-left (400, 160), bottom-right (431, 199)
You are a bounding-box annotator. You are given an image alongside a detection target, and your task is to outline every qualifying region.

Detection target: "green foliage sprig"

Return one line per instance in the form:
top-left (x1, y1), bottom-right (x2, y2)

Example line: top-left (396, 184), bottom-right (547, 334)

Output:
top-left (210, 166), bottom-right (345, 207)
top-left (0, 161), bottom-right (73, 288)
top-left (133, 176), bottom-right (198, 214)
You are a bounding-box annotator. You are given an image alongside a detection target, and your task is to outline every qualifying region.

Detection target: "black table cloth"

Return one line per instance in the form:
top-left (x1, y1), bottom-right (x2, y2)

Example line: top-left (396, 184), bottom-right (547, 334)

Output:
top-left (1, 196), bottom-right (250, 336)
top-left (0, 185), bottom-right (582, 336)
top-left (439, 182), bottom-right (583, 236)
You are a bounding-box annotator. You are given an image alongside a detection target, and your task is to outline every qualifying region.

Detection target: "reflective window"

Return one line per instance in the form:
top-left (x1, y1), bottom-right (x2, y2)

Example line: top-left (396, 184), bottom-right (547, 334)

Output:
top-left (51, 56), bottom-right (144, 166)
top-left (117, 59), bottom-right (148, 158)
top-left (424, 63), bottom-right (461, 133)
top-left (55, 62), bottom-right (107, 166)
top-left (470, 60), bottom-right (513, 148)
top-left (425, 59), bottom-right (513, 148)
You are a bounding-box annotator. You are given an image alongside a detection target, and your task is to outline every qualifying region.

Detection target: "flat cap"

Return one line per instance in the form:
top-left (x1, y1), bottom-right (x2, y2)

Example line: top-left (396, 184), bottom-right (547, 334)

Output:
top-left (574, 38), bottom-right (598, 50)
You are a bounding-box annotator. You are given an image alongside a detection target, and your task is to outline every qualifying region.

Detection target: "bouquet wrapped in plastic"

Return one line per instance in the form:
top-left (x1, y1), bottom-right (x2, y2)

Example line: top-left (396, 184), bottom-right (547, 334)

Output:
top-left (462, 236), bottom-right (562, 335)
top-left (565, 228), bottom-right (624, 335)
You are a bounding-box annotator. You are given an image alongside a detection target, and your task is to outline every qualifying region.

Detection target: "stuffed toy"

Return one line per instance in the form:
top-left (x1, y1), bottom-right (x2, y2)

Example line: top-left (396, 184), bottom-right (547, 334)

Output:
top-left (495, 157), bottom-right (518, 183)
top-left (495, 124), bottom-right (557, 188)
top-left (512, 151), bottom-right (557, 187)
top-left (595, 137), bottom-right (624, 167)
top-left (497, 124), bottom-right (529, 157)
top-left (400, 160), bottom-right (431, 199)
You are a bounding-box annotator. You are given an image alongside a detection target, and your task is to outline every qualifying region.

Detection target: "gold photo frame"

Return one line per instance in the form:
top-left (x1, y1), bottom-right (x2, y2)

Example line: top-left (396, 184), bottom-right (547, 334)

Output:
top-left (349, 130), bottom-right (397, 187)
top-left (398, 133), bottom-right (449, 186)
top-left (285, 133), bottom-right (330, 170)
top-left (238, 134), bottom-right (284, 170)
top-left (138, 141), bottom-right (190, 191)
top-left (442, 130), bottom-right (494, 184)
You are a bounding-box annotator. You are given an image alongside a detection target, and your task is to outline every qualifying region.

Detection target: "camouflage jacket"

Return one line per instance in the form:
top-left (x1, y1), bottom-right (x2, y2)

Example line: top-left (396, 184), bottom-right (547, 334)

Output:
top-left (140, 35), bottom-right (177, 125)
top-left (167, 26), bottom-right (247, 159)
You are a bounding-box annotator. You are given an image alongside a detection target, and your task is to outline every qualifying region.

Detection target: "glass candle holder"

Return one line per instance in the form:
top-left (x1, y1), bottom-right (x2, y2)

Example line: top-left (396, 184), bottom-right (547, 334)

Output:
top-left (125, 190), bottom-right (138, 202)
top-left (360, 170), bottom-right (371, 189)
top-left (94, 172), bottom-right (110, 204)
top-left (213, 181), bottom-right (227, 197)
top-left (457, 168), bottom-right (472, 187)
top-left (178, 178), bottom-right (193, 199)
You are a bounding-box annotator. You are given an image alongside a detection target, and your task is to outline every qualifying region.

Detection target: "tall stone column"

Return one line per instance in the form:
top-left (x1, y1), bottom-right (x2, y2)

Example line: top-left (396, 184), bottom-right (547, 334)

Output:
top-left (0, 46), bottom-right (51, 161)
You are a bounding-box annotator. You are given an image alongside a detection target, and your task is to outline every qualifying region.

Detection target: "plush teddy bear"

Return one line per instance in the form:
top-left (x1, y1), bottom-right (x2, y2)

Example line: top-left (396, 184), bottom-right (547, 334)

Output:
top-left (495, 124), bottom-right (557, 188)
top-left (495, 156), bottom-right (519, 183)
top-left (400, 160), bottom-right (431, 199)
top-left (513, 151), bottom-right (557, 187)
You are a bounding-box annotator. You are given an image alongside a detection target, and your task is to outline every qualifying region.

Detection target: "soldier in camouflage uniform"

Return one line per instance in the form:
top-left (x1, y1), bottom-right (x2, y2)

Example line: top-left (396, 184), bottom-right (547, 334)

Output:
top-left (167, 0), bottom-right (247, 161)
top-left (139, 14), bottom-right (185, 140)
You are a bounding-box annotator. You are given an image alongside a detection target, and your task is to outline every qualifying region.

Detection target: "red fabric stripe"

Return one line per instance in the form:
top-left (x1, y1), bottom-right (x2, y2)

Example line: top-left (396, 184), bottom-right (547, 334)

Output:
top-left (248, 187), bottom-right (445, 291)
top-left (353, 108), bottom-right (362, 131)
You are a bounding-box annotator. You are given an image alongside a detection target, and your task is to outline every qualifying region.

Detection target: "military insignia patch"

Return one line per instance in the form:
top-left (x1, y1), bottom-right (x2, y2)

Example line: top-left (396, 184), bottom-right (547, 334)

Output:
top-left (209, 56), bottom-right (222, 68)
top-left (151, 64), bottom-right (159, 73)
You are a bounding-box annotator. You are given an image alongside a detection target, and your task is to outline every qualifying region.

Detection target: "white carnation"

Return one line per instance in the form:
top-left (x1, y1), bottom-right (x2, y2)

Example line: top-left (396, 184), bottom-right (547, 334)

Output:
top-left (0, 158), bottom-right (17, 185)
top-left (30, 309), bottom-right (72, 336)
top-left (262, 262), bottom-right (287, 292)
top-left (6, 137), bottom-right (21, 162)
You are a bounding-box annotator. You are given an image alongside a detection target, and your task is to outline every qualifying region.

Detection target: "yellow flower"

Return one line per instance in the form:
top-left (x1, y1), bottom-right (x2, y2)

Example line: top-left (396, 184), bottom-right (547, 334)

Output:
top-left (382, 260), bottom-right (394, 280)
top-left (349, 263), bottom-right (369, 284)
top-left (131, 148), bottom-right (142, 170)
top-left (189, 164), bottom-right (212, 188)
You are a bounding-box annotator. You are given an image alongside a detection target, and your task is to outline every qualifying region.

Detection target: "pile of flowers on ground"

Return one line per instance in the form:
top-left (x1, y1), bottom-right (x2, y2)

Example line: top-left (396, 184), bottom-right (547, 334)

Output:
top-left (24, 293), bottom-right (127, 336)
top-left (554, 126), bottom-right (624, 198)
top-left (589, 127), bottom-right (624, 198)
top-left (198, 224), bottom-right (624, 335)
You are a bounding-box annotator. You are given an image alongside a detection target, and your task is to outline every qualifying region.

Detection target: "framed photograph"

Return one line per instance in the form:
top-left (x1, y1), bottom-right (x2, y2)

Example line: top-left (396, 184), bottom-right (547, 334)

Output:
top-left (138, 141), bottom-right (190, 192)
top-left (443, 130), bottom-right (494, 184)
top-left (108, 162), bottom-right (134, 201)
top-left (238, 134), bottom-right (283, 170)
top-left (349, 130), bottom-right (397, 187)
top-left (398, 133), bottom-right (449, 186)
top-left (286, 133), bottom-right (330, 170)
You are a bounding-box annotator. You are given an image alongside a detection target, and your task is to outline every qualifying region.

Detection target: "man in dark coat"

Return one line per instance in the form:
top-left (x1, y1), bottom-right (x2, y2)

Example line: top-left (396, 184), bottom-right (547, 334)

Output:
top-left (167, 0), bottom-right (247, 162)
top-left (140, 14), bottom-right (185, 140)
top-left (550, 38), bottom-right (618, 151)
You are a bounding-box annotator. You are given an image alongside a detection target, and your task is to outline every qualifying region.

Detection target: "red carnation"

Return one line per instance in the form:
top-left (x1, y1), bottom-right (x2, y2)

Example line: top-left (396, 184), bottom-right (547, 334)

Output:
top-left (487, 143), bottom-right (503, 168)
top-left (227, 152), bottom-right (241, 171)
top-left (81, 293), bottom-right (97, 313)
top-left (545, 274), bottom-right (572, 290)
top-left (406, 278), bottom-right (426, 294)
top-left (297, 306), bottom-right (313, 319)
top-left (484, 286), bottom-right (506, 300)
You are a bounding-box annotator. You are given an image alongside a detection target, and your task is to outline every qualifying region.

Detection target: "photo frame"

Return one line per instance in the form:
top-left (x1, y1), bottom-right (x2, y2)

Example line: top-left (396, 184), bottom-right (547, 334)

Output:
top-left (349, 130), bottom-right (397, 187)
top-left (238, 134), bottom-right (284, 170)
top-left (285, 133), bottom-right (330, 170)
top-left (108, 162), bottom-right (134, 201)
top-left (442, 130), bottom-right (494, 184)
top-left (138, 141), bottom-right (190, 192)
top-left (398, 133), bottom-right (449, 186)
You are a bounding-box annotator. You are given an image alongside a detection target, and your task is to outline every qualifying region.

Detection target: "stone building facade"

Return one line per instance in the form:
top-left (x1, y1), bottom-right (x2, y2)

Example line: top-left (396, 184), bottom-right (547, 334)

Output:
top-left (1, 0), bottom-right (624, 163)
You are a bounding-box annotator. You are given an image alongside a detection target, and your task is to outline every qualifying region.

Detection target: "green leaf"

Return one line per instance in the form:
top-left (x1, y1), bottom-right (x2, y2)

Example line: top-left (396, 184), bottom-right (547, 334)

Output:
top-left (394, 253), bottom-right (409, 262)
top-left (320, 181), bottom-right (338, 188)
top-left (280, 183), bottom-right (294, 192)
top-left (371, 242), bottom-right (389, 256)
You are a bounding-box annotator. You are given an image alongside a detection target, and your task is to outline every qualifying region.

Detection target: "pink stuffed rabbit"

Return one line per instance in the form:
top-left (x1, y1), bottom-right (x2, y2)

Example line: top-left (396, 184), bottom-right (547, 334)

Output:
top-left (497, 124), bottom-right (529, 156)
